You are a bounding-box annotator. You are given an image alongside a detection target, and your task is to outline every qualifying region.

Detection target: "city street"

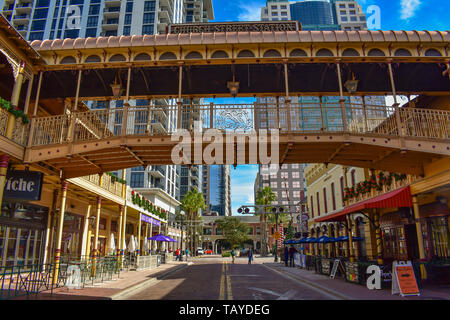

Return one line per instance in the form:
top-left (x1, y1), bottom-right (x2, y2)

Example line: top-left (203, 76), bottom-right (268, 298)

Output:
top-left (125, 255), bottom-right (337, 300)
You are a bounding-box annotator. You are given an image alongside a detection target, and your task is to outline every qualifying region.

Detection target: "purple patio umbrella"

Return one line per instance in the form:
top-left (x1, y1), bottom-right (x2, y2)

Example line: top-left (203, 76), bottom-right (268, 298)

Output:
top-left (148, 234), bottom-right (171, 242)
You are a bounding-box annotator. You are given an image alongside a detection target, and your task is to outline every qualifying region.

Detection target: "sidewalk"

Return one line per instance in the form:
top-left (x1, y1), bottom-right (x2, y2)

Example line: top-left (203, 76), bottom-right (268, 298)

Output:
top-left (263, 262), bottom-right (450, 300)
top-left (14, 261), bottom-right (190, 300)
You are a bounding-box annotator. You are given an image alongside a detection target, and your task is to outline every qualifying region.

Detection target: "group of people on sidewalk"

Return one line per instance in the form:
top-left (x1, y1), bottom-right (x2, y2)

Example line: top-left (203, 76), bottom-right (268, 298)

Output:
top-left (284, 245), bottom-right (298, 267)
top-left (175, 248), bottom-right (190, 261)
top-left (231, 248), bottom-right (254, 264)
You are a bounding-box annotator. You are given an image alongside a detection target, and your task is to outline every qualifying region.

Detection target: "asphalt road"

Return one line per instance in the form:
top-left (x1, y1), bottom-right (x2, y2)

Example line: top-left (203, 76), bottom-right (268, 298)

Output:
top-left (126, 256), bottom-right (336, 300)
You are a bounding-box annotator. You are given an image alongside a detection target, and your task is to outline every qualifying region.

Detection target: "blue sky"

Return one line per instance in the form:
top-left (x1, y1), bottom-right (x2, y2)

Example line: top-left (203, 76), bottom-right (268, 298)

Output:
top-left (211, 0), bottom-right (450, 30)
top-left (208, 0), bottom-right (450, 216)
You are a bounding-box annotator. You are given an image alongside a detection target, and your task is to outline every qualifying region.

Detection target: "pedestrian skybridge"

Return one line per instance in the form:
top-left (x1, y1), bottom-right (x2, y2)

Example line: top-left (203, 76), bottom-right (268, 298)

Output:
top-left (18, 101), bottom-right (450, 179)
top-left (1, 28), bottom-right (449, 179)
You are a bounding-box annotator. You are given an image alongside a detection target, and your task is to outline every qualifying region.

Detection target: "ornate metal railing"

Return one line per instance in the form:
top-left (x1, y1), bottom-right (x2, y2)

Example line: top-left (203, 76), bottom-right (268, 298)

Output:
top-left (80, 173), bottom-right (123, 197)
top-left (0, 263), bottom-right (65, 300)
top-left (27, 103), bottom-right (450, 147)
top-left (0, 109), bottom-right (30, 146)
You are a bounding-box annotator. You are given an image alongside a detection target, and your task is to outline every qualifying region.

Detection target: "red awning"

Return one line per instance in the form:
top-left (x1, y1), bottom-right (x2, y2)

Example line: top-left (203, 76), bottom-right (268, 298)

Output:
top-left (315, 186), bottom-right (412, 222)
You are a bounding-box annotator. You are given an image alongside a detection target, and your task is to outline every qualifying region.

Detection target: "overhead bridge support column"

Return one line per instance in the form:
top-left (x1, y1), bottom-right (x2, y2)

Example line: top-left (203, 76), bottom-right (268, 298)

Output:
top-left (336, 61), bottom-right (348, 132)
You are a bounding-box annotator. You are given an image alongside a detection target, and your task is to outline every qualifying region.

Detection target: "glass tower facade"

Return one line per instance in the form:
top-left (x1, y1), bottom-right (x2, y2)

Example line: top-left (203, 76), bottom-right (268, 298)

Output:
top-left (290, 1), bottom-right (334, 25)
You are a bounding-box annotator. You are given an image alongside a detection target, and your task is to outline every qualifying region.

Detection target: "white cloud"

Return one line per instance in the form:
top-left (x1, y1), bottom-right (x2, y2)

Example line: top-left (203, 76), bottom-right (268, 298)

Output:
top-left (237, 1), bottom-right (263, 22)
top-left (400, 0), bottom-right (421, 20)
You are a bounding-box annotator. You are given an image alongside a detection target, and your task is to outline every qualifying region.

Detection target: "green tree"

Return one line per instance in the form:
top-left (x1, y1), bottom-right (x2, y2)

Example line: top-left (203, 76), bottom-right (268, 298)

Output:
top-left (215, 217), bottom-right (250, 249)
top-left (255, 186), bottom-right (277, 256)
top-left (180, 188), bottom-right (206, 255)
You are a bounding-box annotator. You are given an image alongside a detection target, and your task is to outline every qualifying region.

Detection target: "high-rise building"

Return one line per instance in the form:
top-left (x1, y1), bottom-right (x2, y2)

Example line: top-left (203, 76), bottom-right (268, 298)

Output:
top-left (0, 0), bottom-right (213, 41)
top-left (202, 165), bottom-right (231, 216)
top-left (261, 0), bottom-right (366, 31)
top-left (0, 0), bottom-right (214, 203)
top-left (330, 0), bottom-right (367, 31)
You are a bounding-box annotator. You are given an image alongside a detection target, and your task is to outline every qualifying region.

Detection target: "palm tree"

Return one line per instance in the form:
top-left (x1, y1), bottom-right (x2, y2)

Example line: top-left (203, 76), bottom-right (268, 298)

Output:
top-left (180, 188), bottom-right (206, 255)
top-left (255, 186), bottom-right (277, 256)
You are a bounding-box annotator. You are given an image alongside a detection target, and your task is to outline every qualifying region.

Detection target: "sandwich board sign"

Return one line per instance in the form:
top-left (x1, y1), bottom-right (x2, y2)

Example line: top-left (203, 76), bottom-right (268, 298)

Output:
top-left (391, 261), bottom-right (420, 297)
top-left (330, 259), bottom-right (343, 279)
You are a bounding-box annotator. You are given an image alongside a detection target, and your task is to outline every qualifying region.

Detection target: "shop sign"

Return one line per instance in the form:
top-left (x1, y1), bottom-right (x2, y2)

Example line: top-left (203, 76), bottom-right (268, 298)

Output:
top-left (141, 214), bottom-right (161, 226)
top-left (4, 170), bottom-right (43, 201)
top-left (392, 261), bottom-right (420, 297)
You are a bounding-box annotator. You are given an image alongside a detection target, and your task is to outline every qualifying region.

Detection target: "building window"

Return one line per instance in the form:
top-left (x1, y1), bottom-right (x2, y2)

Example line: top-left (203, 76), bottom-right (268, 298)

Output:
top-left (271, 12), bottom-right (277, 16)
top-left (292, 164), bottom-right (299, 169)
top-left (248, 226), bottom-right (254, 235)
top-left (126, 2), bottom-right (133, 13)
top-left (341, 16), bottom-right (348, 22)
top-left (351, 170), bottom-right (356, 187)
top-left (292, 181), bottom-right (300, 188)
top-left (29, 32), bottom-right (44, 41)
top-left (143, 12), bottom-right (155, 24)
top-left (87, 16), bottom-right (98, 27)
top-left (144, 1), bottom-right (156, 12)
top-left (85, 28), bottom-right (97, 37)
top-left (280, 12), bottom-right (287, 16)
top-left (323, 188), bottom-right (328, 213)
top-left (316, 192), bottom-right (320, 216)
top-left (331, 182), bottom-right (336, 211)
top-left (142, 25), bottom-right (154, 35)
top-left (293, 191), bottom-right (300, 199)
top-left (124, 14), bottom-right (132, 25)
top-left (281, 172), bottom-right (288, 179)
top-left (292, 172), bottom-right (300, 179)
top-left (262, 174), bottom-right (269, 180)
top-left (350, 16), bottom-right (357, 21)
top-left (130, 172), bottom-right (144, 188)
top-left (281, 191), bottom-right (288, 198)
top-left (89, 4), bottom-right (100, 15)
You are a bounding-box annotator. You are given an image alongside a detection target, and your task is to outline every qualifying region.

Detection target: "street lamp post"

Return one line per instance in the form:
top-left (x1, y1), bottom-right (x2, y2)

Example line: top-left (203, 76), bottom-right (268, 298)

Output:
top-left (274, 211), bottom-right (279, 262)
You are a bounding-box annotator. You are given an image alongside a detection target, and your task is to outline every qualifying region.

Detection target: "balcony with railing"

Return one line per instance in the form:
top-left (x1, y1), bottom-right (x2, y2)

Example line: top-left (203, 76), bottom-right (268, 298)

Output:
top-left (103, 6), bottom-right (120, 18)
top-left (346, 173), bottom-right (418, 206)
top-left (27, 103), bottom-right (450, 148)
top-left (149, 165), bottom-right (166, 179)
top-left (79, 173), bottom-right (124, 198)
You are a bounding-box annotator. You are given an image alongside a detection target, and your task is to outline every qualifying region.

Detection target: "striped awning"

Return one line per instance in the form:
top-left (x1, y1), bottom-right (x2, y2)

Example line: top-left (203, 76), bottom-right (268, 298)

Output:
top-left (315, 186), bottom-right (412, 222)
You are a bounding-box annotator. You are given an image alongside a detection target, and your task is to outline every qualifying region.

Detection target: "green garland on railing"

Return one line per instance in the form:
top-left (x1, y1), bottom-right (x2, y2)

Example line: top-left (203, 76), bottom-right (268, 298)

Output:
top-left (0, 96), bottom-right (29, 124)
top-left (131, 190), bottom-right (167, 220)
top-left (106, 172), bottom-right (126, 184)
top-left (343, 171), bottom-right (408, 201)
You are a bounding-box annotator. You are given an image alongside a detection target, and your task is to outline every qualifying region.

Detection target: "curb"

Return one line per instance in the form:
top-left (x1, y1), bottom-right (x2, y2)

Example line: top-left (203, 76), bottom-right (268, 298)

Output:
top-left (111, 263), bottom-right (192, 300)
top-left (262, 263), bottom-right (352, 300)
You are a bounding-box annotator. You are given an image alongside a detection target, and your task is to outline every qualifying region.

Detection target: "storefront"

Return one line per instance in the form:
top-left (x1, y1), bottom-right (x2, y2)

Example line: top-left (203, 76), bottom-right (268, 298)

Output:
top-left (0, 202), bottom-right (48, 268)
top-left (1, 169), bottom-right (47, 268)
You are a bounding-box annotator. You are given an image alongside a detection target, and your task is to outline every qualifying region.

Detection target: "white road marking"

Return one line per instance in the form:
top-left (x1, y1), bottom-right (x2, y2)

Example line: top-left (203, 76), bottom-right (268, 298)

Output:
top-left (249, 287), bottom-right (298, 300)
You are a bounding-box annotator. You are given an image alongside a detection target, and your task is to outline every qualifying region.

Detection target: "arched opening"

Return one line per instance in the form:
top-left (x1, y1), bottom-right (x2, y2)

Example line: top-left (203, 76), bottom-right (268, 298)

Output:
top-left (316, 48), bottom-right (334, 57)
top-left (159, 52), bottom-right (177, 60)
top-left (134, 53), bottom-right (152, 61)
top-left (85, 55), bottom-right (101, 63)
top-left (394, 48), bottom-right (412, 57)
top-left (211, 50), bottom-right (229, 59)
top-left (184, 51), bottom-right (203, 59)
top-left (0, 51), bottom-right (15, 99)
top-left (109, 54), bottom-right (126, 62)
top-left (237, 50), bottom-right (255, 58)
top-left (367, 48), bottom-right (385, 56)
top-left (424, 48), bottom-right (442, 57)
top-left (263, 49), bottom-right (282, 57)
top-left (290, 49), bottom-right (308, 57)
top-left (60, 56), bottom-right (77, 64)
top-left (342, 48), bottom-right (360, 57)
top-left (215, 239), bottom-right (231, 254)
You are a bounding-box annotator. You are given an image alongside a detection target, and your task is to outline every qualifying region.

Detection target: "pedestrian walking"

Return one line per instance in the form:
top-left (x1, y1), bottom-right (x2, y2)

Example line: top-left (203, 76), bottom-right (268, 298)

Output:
top-left (284, 246), bottom-right (289, 267)
top-left (175, 248), bottom-right (180, 261)
top-left (289, 245), bottom-right (297, 267)
top-left (231, 249), bottom-right (236, 264)
top-left (248, 248), bottom-right (253, 265)
top-left (185, 248), bottom-right (189, 261)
